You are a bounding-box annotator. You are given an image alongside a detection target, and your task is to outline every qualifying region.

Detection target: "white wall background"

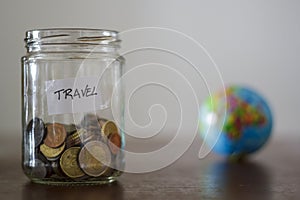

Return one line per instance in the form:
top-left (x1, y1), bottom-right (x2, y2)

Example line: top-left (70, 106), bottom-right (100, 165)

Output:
top-left (0, 0), bottom-right (299, 137)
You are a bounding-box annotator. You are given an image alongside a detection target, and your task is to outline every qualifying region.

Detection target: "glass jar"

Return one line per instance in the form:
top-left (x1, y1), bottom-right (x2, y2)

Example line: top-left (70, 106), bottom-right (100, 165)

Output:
top-left (22, 28), bottom-right (125, 185)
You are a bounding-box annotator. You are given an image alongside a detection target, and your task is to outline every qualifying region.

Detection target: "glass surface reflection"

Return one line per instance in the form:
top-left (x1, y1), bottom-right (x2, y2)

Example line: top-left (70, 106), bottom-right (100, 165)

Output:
top-left (202, 160), bottom-right (271, 199)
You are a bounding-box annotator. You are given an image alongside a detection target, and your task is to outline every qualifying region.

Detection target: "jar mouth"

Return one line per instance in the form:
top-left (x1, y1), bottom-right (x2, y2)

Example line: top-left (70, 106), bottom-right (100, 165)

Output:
top-left (25, 28), bottom-right (121, 52)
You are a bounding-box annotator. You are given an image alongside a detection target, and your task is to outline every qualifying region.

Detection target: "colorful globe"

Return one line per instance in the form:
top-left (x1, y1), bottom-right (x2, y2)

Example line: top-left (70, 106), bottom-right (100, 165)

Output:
top-left (199, 85), bottom-right (273, 157)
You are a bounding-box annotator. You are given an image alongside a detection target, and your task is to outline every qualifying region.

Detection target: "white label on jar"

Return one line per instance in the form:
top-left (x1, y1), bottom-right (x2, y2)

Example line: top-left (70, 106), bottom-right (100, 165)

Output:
top-left (45, 77), bottom-right (104, 115)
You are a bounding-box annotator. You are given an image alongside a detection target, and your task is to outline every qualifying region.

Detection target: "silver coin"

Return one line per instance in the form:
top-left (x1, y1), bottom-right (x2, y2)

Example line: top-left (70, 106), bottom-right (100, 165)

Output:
top-left (26, 118), bottom-right (45, 147)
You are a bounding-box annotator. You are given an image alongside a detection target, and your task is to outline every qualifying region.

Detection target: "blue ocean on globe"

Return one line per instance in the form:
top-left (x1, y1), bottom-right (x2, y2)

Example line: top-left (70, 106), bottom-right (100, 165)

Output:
top-left (199, 86), bottom-right (273, 156)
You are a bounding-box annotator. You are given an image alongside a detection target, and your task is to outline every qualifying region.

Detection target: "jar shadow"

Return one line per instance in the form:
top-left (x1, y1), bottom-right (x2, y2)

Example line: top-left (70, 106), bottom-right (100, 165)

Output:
top-left (22, 181), bottom-right (124, 200)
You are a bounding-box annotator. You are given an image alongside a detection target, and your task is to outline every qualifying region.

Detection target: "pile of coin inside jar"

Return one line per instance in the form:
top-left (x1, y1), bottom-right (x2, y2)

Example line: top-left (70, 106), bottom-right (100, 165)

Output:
top-left (25, 114), bottom-right (122, 180)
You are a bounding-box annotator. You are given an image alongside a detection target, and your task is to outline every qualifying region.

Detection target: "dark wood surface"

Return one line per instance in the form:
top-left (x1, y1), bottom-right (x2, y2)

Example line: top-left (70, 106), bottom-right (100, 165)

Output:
top-left (0, 133), bottom-right (299, 200)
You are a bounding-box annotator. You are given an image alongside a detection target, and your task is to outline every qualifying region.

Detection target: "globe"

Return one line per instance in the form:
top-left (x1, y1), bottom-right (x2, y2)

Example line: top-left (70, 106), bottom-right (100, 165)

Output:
top-left (199, 85), bottom-right (273, 157)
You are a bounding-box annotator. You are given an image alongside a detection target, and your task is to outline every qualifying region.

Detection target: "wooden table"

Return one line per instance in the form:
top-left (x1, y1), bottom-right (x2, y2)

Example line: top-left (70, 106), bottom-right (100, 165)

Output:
top-left (0, 133), bottom-right (299, 200)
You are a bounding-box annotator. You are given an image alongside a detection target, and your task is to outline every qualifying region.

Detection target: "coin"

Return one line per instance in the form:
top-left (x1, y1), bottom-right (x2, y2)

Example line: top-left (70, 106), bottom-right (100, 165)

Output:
top-left (45, 155), bottom-right (61, 162)
top-left (81, 113), bottom-right (99, 128)
top-left (101, 121), bottom-right (119, 138)
top-left (28, 159), bottom-right (48, 179)
top-left (40, 143), bottom-right (65, 158)
top-left (101, 167), bottom-right (113, 177)
top-left (66, 129), bottom-right (87, 147)
top-left (44, 123), bottom-right (67, 148)
top-left (66, 131), bottom-right (80, 145)
top-left (66, 134), bottom-right (81, 148)
top-left (37, 151), bottom-right (49, 163)
top-left (64, 124), bottom-right (77, 135)
top-left (60, 147), bottom-right (85, 178)
top-left (83, 133), bottom-right (102, 144)
top-left (26, 118), bottom-right (45, 147)
top-left (98, 118), bottom-right (108, 128)
top-left (108, 132), bottom-right (121, 155)
top-left (51, 161), bottom-right (66, 177)
top-left (79, 141), bottom-right (111, 177)
top-left (86, 125), bottom-right (101, 135)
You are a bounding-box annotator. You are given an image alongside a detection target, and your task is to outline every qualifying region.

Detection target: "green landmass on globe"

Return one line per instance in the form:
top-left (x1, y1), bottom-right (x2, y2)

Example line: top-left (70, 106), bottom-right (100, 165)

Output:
top-left (224, 87), bottom-right (266, 140)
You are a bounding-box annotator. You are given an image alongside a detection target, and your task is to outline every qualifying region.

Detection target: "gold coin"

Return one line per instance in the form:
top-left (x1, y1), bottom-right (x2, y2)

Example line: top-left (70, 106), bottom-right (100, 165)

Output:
top-left (44, 123), bottom-right (67, 148)
top-left (101, 121), bottom-right (119, 138)
top-left (60, 147), bottom-right (85, 178)
top-left (66, 129), bottom-right (87, 147)
top-left (79, 141), bottom-right (111, 177)
top-left (66, 138), bottom-right (81, 148)
top-left (40, 143), bottom-right (65, 158)
top-left (64, 124), bottom-right (77, 135)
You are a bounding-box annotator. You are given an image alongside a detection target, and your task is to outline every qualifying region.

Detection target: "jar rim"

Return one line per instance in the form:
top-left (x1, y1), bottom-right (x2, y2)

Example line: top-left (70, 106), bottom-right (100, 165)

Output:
top-left (25, 28), bottom-right (120, 52)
